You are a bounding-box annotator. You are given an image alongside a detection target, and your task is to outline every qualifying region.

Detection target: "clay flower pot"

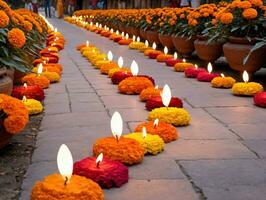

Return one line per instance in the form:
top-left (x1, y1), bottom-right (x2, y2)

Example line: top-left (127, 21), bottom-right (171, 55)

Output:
top-left (140, 29), bottom-right (147, 40)
top-left (194, 39), bottom-right (224, 63)
top-left (131, 27), bottom-right (140, 38)
top-left (0, 68), bottom-right (13, 95)
top-left (223, 37), bottom-right (266, 73)
top-left (146, 30), bottom-right (161, 45)
top-left (159, 34), bottom-right (174, 51)
top-left (171, 35), bottom-right (195, 58)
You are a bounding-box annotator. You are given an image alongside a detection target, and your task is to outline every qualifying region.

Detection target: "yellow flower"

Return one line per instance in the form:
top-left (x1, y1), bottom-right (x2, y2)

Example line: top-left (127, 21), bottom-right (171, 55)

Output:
top-left (23, 99), bottom-right (43, 115)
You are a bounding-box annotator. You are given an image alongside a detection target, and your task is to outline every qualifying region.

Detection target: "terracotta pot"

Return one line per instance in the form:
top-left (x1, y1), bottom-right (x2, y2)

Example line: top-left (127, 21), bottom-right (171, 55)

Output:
top-left (0, 68), bottom-right (13, 95)
top-left (14, 69), bottom-right (27, 84)
top-left (172, 35), bottom-right (195, 58)
top-left (159, 34), bottom-right (174, 51)
top-left (146, 30), bottom-right (161, 45)
top-left (6, 68), bottom-right (14, 81)
top-left (140, 29), bottom-right (147, 40)
top-left (0, 125), bottom-right (12, 149)
top-left (223, 37), bottom-right (266, 73)
top-left (194, 39), bottom-right (224, 63)
top-left (131, 27), bottom-right (140, 38)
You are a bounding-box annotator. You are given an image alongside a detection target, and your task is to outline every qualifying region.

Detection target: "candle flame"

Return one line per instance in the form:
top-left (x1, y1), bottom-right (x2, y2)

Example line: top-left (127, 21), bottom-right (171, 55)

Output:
top-left (23, 83), bottom-right (27, 88)
top-left (57, 144), bottom-right (73, 184)
top-left (111, 111), bottom-right (123, 141)
top-left (153, 119), bottom-right (159, 128)
top-left (22, 95), bottom-right (27, 102)
top-left (152, 42), bottom-right (156, 50)
top-left (86, 40), bottom-right (89, 47)
top-left (132, 35), bottom-right (136, 42)
top-left (96, 153), bottom-right (103, 167)
top-left (108, 51), bottom-right (113, 61)
top-left (137, 37), bottom-right (140, 42)
top-left (125, 33), bottom-right (129, 40)
top-left (221, 73), bottom-right (225, 78)
top-left (96, 22), bottom-right (99, 27)
top-left (90, 22), bottom-right (93, 26)
top-left (37, 63), bottom-right (43, 75)
top-left (130, 60), bottom-right (139, 76)
top-left (162, 84), bottom-right (171, 107)
top-left (118, 56), bottom-right (123, 68)
top-left (99, 24), bottom-right (102, 28)
top-left (145, 40), bottom-right (149, 47)
top-left (54, 28), bottom-right (57, 32)
top-left (207, 62), bottom-right (213, 73)
top-left (142, 127), bottom-right (147, 139)
top-left (174, 52), bottom-right (177, 60)
top-left (195, 64), bottom-right (198, 69)
top-left (243, 71), bottom-right (249, 83)
top-left (182, 58), bottom-right (186, 63)
top-left (116, 30), bottom-right (119, 35)
top-left (121, 32), bottom-right (125, 37)
top-left (155, 85), bottom-right (159, 89)
top-left (164, 46), bottom-right (168, 55)
top-left (110, 29), bottom-right (113, 34)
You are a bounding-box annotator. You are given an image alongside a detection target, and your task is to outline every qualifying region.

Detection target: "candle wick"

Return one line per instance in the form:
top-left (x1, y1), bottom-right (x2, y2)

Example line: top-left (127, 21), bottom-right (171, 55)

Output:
top-left (115, 135), bottom-right (119, 142)
top-left (96, 161), bottom-right (100, 168)
top-left (64, 176), bottom-right (68, 186)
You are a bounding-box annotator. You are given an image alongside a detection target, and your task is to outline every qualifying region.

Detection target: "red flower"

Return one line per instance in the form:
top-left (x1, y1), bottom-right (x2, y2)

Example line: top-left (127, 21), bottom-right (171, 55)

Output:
top-left (145, 96), bottom-right (183, 111)
top-left (12, 85), bottom-right (45, 101)
top-left (254, 92), bottom-right (266, 108)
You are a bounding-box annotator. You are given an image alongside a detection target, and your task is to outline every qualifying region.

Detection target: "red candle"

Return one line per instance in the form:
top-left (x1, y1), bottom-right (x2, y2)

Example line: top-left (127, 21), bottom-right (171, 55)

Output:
top-left (145, 96), bottom-right (183, 111)
top-left (12, 84), bottom-right (45, 101)
top-left (165, 58), bottom-right (183, 66)
top-left (113, 36), bottom-right (123, 42)
top-left (73, 154), bottom-right (129, 189)
top-left (254, 92), bottom-right (266, 108)
top-left (148, 50), bottom-right (163, 59)
top-left (184, 64), bottom-right (207, 78)
top-left (111, 71), bottom-right (133, 84)
top-left (197, 63), bottom-right (219, 82)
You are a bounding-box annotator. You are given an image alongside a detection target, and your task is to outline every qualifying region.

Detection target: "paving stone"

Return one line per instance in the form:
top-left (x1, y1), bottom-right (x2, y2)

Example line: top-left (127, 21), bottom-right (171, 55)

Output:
top-left (129, 157), bottom-right (185, 180)
top-left (69, 92), bottom-right (100, 103)
top-left (109, 108), bottom-right (149, 122)
top-left (96, 89), bottom-right (121, 96)
top-left (44, 102), bottom-right (70, 115)
top-left (228, 124), bottom-right (266, 140)
top-left (40, 112), bottom-right (110, 130)
top-left (44, 93), bottom-right (69, 104)
top-left (203, 185), bottom-right (266, 200)
top-left (104, 179), bottom-right (199, 200)
top-left (242, 140), bottom-right (266, 158)
top-left (179, 159), bottom-right (266, 187)
top-left (205, 107), bottom-right (266, 125)
top-left (67, 87), bottom-right (95, 93)
top-left (100, 95), bottom-right (145, 109)
top-left (71, 102), bottom-right (106, 112)
top-left (162, 139), bottom-right (255, 159)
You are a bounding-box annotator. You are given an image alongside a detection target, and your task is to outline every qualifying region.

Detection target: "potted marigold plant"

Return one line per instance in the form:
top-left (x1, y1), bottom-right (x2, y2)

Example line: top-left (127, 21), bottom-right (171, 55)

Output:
top-left (0, 94), bottom-right (29, 149)
top-left (209, 0), bottom-right (266, 73)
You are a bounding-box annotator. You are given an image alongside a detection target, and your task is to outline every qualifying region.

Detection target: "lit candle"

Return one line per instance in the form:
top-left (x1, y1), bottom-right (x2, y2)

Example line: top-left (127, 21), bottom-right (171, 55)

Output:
top-left (165, 52), bottom-right (183, 66)
top-left (211, 73), bottom-right (236, 88)
top-left (156, 46), bottom-right (173, 62)
top-left (232, 71), bottom-right (263, 96)
top-left (108, 51), bottom-right (113, 61)
top-left (118, 56), bottom-right (123, 68)
top-left (197, 63), bottom-right (219, 82)
top-left (31, 144), bottom-right (104, 199)
top-left (184, 64), bottom-right (207, 78)
top-left (37, 63), bottom-right (43, 76)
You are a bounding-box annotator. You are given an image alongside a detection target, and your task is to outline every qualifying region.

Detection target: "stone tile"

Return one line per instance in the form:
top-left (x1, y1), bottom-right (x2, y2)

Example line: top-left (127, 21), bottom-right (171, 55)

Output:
top-left (203, 185), bottom-right (266, 200)
top-left (69, 92), bottom-right (100, 103)
top-left (179, 159), bottom-right (266, 187)
top-left (96, 89), bottom-right (121, 96)
top-left (66, 83), bottom-right (90, 89)
top-left (127, 121), bottom-right (143, 132)
top-left (243, 140), bottom-right (266, 158)
top-left (186, 108), bottom-right (218, 125)
top-left (104, 180), bottom-right (198, 200)
top-left (67, 87), bottom-right (95, 93)
top-left (162, 139), bottom-right (255, 159)
top-left (109, 108), bottom-right (149, 122)
top-left (205, 107), bottom-right (266, 125)
top-left (228, 124), bottom-right (266, 140)
top-left (129, 157), bottom-right (185, 180)
top-left (100, 95), bottom-right (145, 109)
top-left (40, 112), bottom-right (110, 130)
top-left (44, 93), bottom-right (69, 104)
top-left (44, 102), bottom-right (70, 115)
top-left (71, 102), bottom-right (105, 112)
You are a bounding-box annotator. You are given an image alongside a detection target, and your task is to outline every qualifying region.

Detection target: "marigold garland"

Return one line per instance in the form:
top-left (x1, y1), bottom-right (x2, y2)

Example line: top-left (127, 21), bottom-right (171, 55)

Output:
top-left (31, 174), bottom-right (104, 200)
top-left (134, 121), bottom-right (178, 143)
top-left (146, 96), bottom-right (183, 111)
top-left (7, 28), bottom-right (26, 48)
top-left (118, 76), bottom-right (154, 95)
top-left (124, 132), bottom-right (164, 155)
top-left (93, 137), bottom-right (145, 165)
top-left (128, 42), bottom-right (145, 50)
top-left (174, 62), bottom-right (194, 72)
top-left (23, 99), bottom-right (43, 115)
top-left (211, 77), bottom-right (236, 88)
top-left (118, 39), bottom-right (133, 45)
top-left (32, 66), bottom-right (61, 75)
top-left (111, 71), bottom-right (133, 84)
top-left (41, 71), bottom-right (61, 83)
top-left (232, 82), bottom-right (263, 96)
top-left (0, 94), bottom-right (29, 134)
top-left (0, 10), bottom-right (9, 28)
top-left (12, 85), bottom-right (45, 101)
top-left (108, 68), bottom-right (130, 78)
top-left (139, 87), bottom-right (162, 101)
top-left (156, 54), bottom-right (173, 62)
top-left (100, 62), bottom-right (119, 74)
top-left (22, 74), bottom-right (50, 89)
top-left (148, 107), bottom-right (191, 127)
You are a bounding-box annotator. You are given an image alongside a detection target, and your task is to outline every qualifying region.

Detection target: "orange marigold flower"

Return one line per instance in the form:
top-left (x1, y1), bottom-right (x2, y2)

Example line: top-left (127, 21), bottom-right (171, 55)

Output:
top-left (240, 1), bottom-right (252, 9)
top-left (0, 10), bottom-right (9, 28)
top-left (24, 21), bottom-right (33, 31)
top-left (242, 8), bottom-right (258, 19)
top-left (7, 28), bottom-right (26, 48)
top-left (220, 12), bottom-right (233, 24)
top-left (249, 0), bottom-right (263, 7)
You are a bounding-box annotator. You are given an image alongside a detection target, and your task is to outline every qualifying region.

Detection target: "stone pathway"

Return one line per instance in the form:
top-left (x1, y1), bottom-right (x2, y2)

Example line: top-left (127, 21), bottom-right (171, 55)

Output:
top-left (21, 19), bottom-right (266, 200)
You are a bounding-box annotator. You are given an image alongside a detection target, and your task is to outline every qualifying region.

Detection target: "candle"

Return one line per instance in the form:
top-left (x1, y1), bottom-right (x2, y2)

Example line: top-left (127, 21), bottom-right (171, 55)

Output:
top-left (108, 56), bottom-right (130, 77)
top-left (165, 52), bottom-right (183, 67)
top-left (99, 54), bottom-right (119, 74)
top-left (134, 120), bottom-right (178, 143)
top-left (145, 96), bottom-right (183, 111)
top-left (22, 96), bottom-right (43, 115)
top-left (12, 84), bottom-right (45, 101)
top-left (140, 40), bottom-right (151, 52)
top-left (148, 43), bottom-right (163, 59)
top-left (139, 86), bottom-right (162, 101)
top-left (41, 71), bottom-right (61, 83)
top-left (32, 65), bottom-right (61, 75)
top-left (232, 71), bottom-right (263, 96)
top-left (128, 36), bottom-right (145, 50)
top-left (94, 51), bottom-right (112, 69)
top-left (147, 84), bottom-right (191, 126)
top-left (22, 67), bottom-right (50, 89)
top-left (197, 63), bottom-right (219, 82)
top-left (184, 64), bottom-right (207, 78)
top-left (124, 127), bottom-right (164, 155)
top-left (211, 73), bottom-right (236, 88)
top-left (118, 33), bottom-right (133, 45)
top-left (118, 60), bottom-right (154, 94)
top-left (31, 144), bottom-right (104, 200)
top-left (111, 71), bottom-right (133, 84)
top-left (73, 153), bottom-right (129, 188)
top-left (93, 112), bottom-right (145, 165)
top-left (91, 54), bottom-right (108, 65)
top-left (156, 47), bottom-right (173, 62)
top-left (254, 92), bottom-right (266, 108)
top-left (174, 59), bottom-right (194, 72)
